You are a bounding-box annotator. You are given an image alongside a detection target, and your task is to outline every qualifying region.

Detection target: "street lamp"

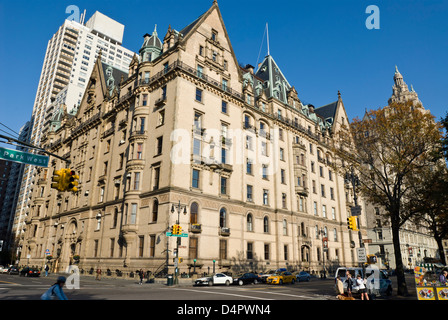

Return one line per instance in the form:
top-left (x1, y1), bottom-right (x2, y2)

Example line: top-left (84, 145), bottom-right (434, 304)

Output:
top-left (171, 201), bottom-right (187, 285)
top-left (345, 167), bottom-right (364, 248)
top-left (318, 227), bottom-right (327, 278)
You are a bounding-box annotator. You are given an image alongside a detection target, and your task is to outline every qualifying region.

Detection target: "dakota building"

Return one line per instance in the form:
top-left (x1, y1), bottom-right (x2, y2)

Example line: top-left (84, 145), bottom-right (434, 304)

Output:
top-left (19, 2), bottom-right (367, 275)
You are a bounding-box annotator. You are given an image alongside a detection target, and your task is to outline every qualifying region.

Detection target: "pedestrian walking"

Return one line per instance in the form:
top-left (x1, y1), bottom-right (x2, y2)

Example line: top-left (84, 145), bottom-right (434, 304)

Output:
top-left (336, 276), bottom-right (344, 295)
top-left (44, 264), bottom-right (49, 277)
top-left (40, 276), bottom-right (68, 300)
top-left (356, 274), bottom-right (369, 300)
top-left (96, 268), bottom-right (102, 281)
top-left (439, 270), bottom-right (447, 285)
top-left (345, 271), bottom-right (354, 297)
top-left (139, 269), bottom-right (144, 285)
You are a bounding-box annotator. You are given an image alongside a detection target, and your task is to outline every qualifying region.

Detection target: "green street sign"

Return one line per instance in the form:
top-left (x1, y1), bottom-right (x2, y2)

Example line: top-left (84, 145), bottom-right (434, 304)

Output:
top-left (166, 232), bottom-right (188, 238)
top-left (0, 147), bottom-right (49, 167)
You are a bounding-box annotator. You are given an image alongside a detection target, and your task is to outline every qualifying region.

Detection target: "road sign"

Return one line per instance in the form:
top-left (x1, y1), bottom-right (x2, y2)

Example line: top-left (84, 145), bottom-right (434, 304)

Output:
top-left (45, 249), bottom-right (51, 255)
top-left (350, 205), bottom-right (362, 216)
top-left (357, 248), bottom-right (367, 263)
top-left (0, 147), bottom-right (49, 167)
top-left (166, 232), bottom-right (188, 238)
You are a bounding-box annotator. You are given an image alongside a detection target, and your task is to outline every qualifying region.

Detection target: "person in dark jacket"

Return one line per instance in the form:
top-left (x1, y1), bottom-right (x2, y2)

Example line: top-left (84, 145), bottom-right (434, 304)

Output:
top-left (345, 271), bottom-right (354, 297)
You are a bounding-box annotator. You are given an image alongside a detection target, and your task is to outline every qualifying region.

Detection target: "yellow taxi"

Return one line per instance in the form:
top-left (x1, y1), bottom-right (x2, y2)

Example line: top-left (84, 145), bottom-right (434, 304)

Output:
top-left (266, 271), bottom-right (295, 285)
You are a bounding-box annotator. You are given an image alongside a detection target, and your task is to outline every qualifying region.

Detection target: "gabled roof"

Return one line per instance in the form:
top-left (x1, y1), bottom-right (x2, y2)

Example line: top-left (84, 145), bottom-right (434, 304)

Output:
top-left (255, 55), bottom-right (291, 104)
top-left (179, 12), bottom-right (207, 38)
top-left (315, 101), bottom-right (338, 121)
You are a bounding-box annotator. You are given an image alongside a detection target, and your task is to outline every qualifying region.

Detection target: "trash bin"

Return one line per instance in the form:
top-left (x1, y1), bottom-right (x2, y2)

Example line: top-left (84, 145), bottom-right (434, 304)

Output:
top-left (167, 274), bottom-right (173, 286)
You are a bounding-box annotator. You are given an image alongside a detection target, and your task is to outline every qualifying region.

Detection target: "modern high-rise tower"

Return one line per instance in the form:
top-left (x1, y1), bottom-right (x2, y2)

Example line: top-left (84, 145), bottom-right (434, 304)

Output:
top-left (12, 11), bottom-right (135, 247)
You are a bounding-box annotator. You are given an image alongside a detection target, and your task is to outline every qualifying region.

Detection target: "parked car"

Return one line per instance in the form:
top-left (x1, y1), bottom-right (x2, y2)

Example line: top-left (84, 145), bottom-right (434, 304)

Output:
top-left (258, 269), bottom-right (277, 283)
top-left (258, 268), bottom-right (287, 283)
top-left (233, 273), bottom-right (261, 286)
top-left (20, 266), bottom-right (41, 277)
top-left (8, 266), bottom-right (19, 275)
top-left (194, 273), bottom-right (233, 286)
top-left (295, 271), bottom-right (311, 282)
top-left (0, 265), bottom-right (9, 273)
top-left (267, 271), bottom-right (295, 285)
top-left (335, 267), bottom-right (392, 296)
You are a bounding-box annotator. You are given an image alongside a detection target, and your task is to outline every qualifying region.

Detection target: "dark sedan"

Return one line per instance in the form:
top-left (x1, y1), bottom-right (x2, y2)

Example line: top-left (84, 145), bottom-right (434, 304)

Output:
top-left (20, 267), bottom-right (41, 277)
top-left (233, 273), bottom-right (261, 286)
top-left (8, 266), bottom-right (19, 275)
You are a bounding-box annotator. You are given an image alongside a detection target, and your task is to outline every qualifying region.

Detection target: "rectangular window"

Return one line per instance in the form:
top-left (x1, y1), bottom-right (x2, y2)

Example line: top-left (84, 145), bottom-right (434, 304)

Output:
top-left (156, 136), bottom-right (163, 155)
top-left (263, 189), bottom-right (269, 205)
top-left (192, 169), bottom-right (200, 188)
top-left (110, 238), bottom-right (115, 257)
top-left (246, 158), bottom-right (252, 174)
top-left (134, 172), bottom-right (140, 190)
top-left (130, 203), bottom-right (137, 224)
top-left (149, 235), bottom-right (156, 257)
top-left (195, 88), bottom-right (202, 102)
top-left (222, 101), bottom-right (227, 113)
top-left (138, 236), bottom-right (144, 257)
top-left (219, 239), bottom-right (227, 260)
top-left (137, 143), bottom-right (143, 159)
top-left (189, 237), bottom-right (198, 259)
top-left (247, 185), bottom-right (253, 202)
top-left (264, 244), bottom-right (270, 260)
top-left (220, 176), bottom-right (227, 195)
top-left (153, 167), bottom-right (160, 190)
top-left (193, 138), bottom-right (201, 156)
top-left (247, 242), bottom-right (253, 260)
top-left (221, 147), bottom-right (226, 164)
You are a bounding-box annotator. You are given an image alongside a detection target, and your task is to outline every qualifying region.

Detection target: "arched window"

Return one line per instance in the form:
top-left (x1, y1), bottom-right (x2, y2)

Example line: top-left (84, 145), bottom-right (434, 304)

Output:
top-left (263, 216), bottom-right (269, 233)
top-left (247, 213), bottom-right (253, 232)
top-left (152, 199), bottom-right (159, 222)
top-left (219, 208), bottom-right (227, 228)
top-left (190, 202), bottom-right (199, 224)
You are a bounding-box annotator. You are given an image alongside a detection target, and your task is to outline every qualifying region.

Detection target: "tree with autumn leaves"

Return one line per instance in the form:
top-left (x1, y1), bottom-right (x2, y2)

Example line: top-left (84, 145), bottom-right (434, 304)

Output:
top-left (333, 101), bottom-right (446, 296)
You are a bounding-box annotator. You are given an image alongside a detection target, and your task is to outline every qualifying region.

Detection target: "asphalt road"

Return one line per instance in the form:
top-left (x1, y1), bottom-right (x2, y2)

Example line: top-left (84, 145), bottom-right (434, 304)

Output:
top-left (0, 272), bottom-right (417, 301)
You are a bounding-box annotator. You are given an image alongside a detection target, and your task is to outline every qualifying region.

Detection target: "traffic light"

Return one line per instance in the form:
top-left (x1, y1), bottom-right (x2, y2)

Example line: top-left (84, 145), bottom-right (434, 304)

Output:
top-left (66, 170), bottom-right (79, 192)
top-left (172, 224), bottom-right (182, 235)
top-left (347, 216), bottom-right (358, 231)
top-left (51, 169), bottom-right (65, 191)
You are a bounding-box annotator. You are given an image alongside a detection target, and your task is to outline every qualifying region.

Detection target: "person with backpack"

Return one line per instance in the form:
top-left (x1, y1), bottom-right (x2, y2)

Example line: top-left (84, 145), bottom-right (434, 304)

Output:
top-left (41, 276), bottom-right (68, 300)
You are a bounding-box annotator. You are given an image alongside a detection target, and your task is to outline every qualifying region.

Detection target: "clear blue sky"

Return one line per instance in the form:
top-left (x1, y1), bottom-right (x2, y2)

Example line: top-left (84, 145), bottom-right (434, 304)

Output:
top-left (1, 0), bottom-right (447, 138)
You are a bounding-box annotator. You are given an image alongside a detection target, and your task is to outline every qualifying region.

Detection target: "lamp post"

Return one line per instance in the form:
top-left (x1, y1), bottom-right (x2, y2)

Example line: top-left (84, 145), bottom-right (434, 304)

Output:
top-left (171, 200), bottom-right (187, 285)
top-left (345, 167), bottom-right (363, 248)
top-left (318, 227), bottom-right (327, 278)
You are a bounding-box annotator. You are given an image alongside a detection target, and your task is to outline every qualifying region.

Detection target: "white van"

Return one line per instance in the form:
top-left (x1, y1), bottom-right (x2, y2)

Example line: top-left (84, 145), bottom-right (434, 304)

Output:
top-left (335, 267), bottom-right (392, 296)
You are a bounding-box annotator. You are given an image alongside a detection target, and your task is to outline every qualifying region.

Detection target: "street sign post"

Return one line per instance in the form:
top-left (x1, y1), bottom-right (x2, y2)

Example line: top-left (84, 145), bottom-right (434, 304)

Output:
top-left (357, 248), bottom-right (367, 263)
top-left (166, 232), bottom-right (188, 238)
top-left (350, 205), bottom-right (362, 216)
top-left (0, 147), bottom-right (49, 167)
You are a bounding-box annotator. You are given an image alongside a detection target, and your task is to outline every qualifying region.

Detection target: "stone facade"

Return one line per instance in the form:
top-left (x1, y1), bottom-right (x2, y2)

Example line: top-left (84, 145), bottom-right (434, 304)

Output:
top-left (19, 2), bottom-right (366, 276)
